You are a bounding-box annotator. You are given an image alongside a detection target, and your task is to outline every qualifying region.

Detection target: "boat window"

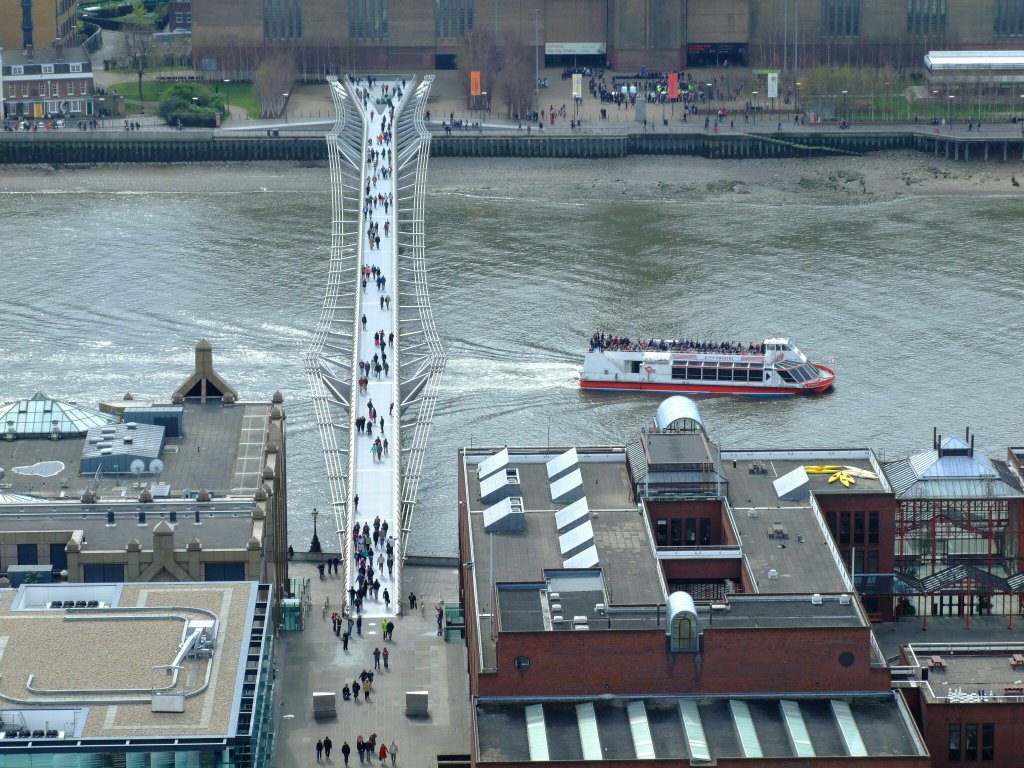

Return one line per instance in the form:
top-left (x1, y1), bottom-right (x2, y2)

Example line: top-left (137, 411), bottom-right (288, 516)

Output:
top-left (631, 361), bottom-right (642, 374)
top-left (671, 367), bottom-right (687, 380)
top-left (777, 368), bottom-right (796, 383)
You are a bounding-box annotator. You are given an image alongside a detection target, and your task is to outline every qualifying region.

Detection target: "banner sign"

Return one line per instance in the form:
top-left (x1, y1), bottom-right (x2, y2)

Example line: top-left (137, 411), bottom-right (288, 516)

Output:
top-left (470, 70), bottom-right (482, 97)
top-left (767, 72), bottom-right (779, 99)
top-left (668, 72), bottom-right (679, 100)
top-left (545, 42), bottom-right (606, 55)
top-left (572, 73), bottom-right (583, 99)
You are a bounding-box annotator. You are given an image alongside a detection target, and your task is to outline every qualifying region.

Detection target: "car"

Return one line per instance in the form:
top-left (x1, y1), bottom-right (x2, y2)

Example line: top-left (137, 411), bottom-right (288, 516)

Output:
top-left (55, 119), bottom-right (65, 129)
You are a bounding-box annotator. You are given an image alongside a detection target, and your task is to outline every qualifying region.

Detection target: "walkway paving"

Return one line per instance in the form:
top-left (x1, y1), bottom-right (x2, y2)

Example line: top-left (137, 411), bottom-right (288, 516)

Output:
top-left (349, 77), bottom-right (403, 621)
top-left (276, 561), bottom-right (470, 767)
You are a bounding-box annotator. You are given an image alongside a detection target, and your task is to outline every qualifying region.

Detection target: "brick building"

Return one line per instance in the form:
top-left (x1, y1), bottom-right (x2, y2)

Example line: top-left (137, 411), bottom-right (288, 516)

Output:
top-left (0, 0), bottom-right (76, 53)
top-left (188, 0), bottom-right (1024, 77)
top-left (1, 43), bottom-right (92, 120)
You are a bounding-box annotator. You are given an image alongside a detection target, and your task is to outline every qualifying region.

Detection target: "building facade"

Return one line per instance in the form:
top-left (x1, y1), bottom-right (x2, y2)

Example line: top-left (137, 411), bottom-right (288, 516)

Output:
top-left (0, 43), bottom-right (92, 120)
top-left (188, 0), bottom-right (1024, 77)
top-left (0, 0), bottom-right (76, 52)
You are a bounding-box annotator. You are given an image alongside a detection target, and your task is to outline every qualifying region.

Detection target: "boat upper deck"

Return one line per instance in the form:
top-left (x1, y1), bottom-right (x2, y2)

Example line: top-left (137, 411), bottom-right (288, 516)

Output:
top-left (590, 333), bottom-right (769, 357)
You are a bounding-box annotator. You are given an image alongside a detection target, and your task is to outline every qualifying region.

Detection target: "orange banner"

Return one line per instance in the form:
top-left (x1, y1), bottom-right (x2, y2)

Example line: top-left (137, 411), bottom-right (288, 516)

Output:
top-left (668, 73), bottom-right (679, 100)
top-left (470, 70), bottom-right (482, 97)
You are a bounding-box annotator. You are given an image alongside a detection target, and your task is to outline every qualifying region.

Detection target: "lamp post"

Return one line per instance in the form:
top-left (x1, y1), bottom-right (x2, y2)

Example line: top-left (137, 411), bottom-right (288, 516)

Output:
top-left (751, 90), bottom-right (758, 124)
top-left (795, 81), bottom-right (802, 121)
top-left (223, 78), bottom-right (231, 119)
top-left (310, 507), bottom-right (322, 553)
top-left (841, 89), bottom-right (848, 122)
top-left (706, 81), bottom-right (713, 121)
top-left (932, 89), bottom-right (938, 123)
top-left (534, 8), bottom-right (540, 118)
top-left (282, 92), bottom-right (290, 123)
top-left (98, 96), bottom-right (105, 127)
top-left (948, 93), bottom-right (955, 128)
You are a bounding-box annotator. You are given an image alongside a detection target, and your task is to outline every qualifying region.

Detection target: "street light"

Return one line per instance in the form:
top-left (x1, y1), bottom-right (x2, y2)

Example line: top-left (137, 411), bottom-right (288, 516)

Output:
top-left (223, 79), bottom-right (231, 118)
top-left (841, 89), bottom-right (848, 122)
top-left (310, 507), bottom-right (322, 553)
top-left (948, 94), bottom-right (955, 128)
top-left (706, 82), bottom-right (713, 120)
top-left (282, 92), bottom-right (290, 123)
top-left (751, 91), bottom-right (758, 124)
top-left (932, 89), bottom-right (939, 122)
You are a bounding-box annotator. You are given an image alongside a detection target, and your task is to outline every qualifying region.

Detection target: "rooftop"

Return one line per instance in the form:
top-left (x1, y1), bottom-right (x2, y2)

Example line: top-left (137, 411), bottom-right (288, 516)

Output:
top-left (884, 435), bottom-right (1023, 500)
top-left (476, 693), bottom-right (926, 763)
top-left (904, 644), bottom-right (1024, 704)
top-left (1, 46), bottom-right (92, 68)
top-left (0, 581), bottom-right (265, 744)
top-left (0, 400), bottom-right (269, 501)
top-left (699, 593), bottom-right (865, 630)
top-left (721, 452), bottom-right (880, 594)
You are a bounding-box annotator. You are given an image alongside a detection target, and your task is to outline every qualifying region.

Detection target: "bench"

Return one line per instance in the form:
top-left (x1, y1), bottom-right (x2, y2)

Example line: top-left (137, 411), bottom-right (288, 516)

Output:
top-left (1011, 654), bottom-right (1024, 669)
top-left (1004, 686), bottom-right (1024, 695)
top-left (929, 655), bottom-right (946, 670)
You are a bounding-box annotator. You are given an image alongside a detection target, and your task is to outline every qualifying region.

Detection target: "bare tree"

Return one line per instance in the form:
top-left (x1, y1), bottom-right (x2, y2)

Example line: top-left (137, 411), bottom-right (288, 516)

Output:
top-left (123, 3), bottom-right (155, 110)
top-left (498, 36), bottom-right (534, 120)
top-left (457, 29), bottom-right (497, 109)
top-left (255, 52), bottom-right (297, 118)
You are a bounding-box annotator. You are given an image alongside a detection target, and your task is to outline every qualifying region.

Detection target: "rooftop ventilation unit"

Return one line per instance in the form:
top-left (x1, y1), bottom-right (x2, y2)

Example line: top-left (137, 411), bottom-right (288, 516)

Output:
top-left (768, 569), bottom-right (779, 580)
top-left (839, 594), bottom-right (852, 605)
top-left (811, 593), bottom-right (823, 605)
top-left (747, 509), bottom-right (759, 518)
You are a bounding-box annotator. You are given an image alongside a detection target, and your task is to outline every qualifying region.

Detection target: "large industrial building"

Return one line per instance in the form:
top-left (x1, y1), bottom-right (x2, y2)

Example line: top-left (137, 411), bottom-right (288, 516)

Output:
top-left (456, 397), bottom-right (1024, 766)
top-left (190, 0), bottom-right (1024, 76)
top-left (0, 340), bottom-right (289, 602)
top-left (0, 580), bottom-right (275, 768)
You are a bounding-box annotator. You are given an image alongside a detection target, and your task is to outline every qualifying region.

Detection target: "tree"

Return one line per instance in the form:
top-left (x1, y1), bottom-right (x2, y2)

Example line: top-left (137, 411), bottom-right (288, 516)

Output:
top-left (254, 52), bottom-right (297, 118)
top-left (498, 36), bottom-right (534, 120)
top-left (123, 2), bottom-right (155, 112)
top-left (457, 29), bottom-right (497, 109)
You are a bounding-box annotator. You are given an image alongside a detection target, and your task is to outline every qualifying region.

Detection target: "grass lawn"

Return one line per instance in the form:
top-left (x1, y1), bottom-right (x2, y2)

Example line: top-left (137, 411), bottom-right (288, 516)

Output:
top-left (109, 79), bottom-right (260, 120)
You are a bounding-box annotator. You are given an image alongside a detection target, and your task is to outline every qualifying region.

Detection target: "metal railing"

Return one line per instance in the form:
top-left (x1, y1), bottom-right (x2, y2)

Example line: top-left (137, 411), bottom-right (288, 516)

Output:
top-left (304, 76), bottom-right (365, 593)
top-left (394, 75), bottom-right (446, 609)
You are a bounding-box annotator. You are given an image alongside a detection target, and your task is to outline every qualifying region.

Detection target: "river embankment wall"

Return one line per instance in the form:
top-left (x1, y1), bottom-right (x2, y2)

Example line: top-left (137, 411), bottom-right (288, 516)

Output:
top-left (1, 129), bottom-right (1021, 163)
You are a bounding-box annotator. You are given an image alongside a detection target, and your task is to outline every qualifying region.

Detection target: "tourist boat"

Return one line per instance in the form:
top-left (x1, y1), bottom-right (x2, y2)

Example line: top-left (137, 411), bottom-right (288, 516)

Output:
top-left (580, 334), bottom-right (835, 397)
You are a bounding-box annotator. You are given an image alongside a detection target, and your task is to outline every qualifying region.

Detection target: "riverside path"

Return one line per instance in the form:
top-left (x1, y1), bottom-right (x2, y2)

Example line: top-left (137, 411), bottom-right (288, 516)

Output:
top-left (305, 74), bottom-right (444, 621)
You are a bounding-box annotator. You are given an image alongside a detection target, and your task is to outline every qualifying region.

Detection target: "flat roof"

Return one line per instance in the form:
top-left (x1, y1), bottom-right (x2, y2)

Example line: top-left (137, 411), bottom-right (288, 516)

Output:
top-left (0, 400), bottom-right (269, 501)
top-left (476, 694), bottom-right (926, 763)
top-left (700, 594), bottom-right (866, 630)
top-left (905, 644), bottom-right (1024, 704)
top-left (925, 50), bottom-right (1024, 68)
top-left (721, 454), bottom-right (879, 594)
top-left (0, 581), bottom-right (263, 742)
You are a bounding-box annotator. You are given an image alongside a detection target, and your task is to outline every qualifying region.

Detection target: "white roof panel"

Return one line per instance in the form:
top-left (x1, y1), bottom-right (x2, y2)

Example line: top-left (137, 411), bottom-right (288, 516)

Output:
top-left (546, 447), bottom-right (578, 480)
top-left (575, 702), bottom-right (602, 761)
top-left (477, 448), bottom-right (509, 481)
top-left (627, 701), bottom-right (655, 759)
top-left (679, 701), bottom-right (710, 762)
top-left (781, 700), bottom-right (815, 758)
top-left (550, 469), bottom-right (583, 503)
top-left (555, 497), bottom-right (589, 532)
top-left (563, 545), bottom-right (599, 569)
top-left (558, 520), bottom-right (594, 555)
top-left (831, 700), bottom-right (868, 757)
top-left (525, 704), bottom-right (549, 761)
top-left (729, 700), bottom-right (763, 758)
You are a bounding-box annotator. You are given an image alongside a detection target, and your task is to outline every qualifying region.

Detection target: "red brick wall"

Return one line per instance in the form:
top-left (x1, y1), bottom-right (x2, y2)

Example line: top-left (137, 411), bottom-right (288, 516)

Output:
top-left (481, 624), bottom-right (885, 697)
top-left (663, 558), bottom-right (742, 582)
top-left (917, 700), bottom-right (1024, 768)
top-left (646, 499), bottom-right (731, 546)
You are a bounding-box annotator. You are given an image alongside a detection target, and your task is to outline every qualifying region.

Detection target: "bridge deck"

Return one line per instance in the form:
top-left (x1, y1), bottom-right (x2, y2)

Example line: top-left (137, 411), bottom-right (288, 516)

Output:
top-left (349, 78), bottom-right (404, 620)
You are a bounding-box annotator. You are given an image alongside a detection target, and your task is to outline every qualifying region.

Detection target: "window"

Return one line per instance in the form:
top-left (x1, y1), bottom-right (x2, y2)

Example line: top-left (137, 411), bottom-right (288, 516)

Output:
top-left (949, 724), bottom-right (962, 762)
top-left (994, 0), bottom-right (1024, 37)
top-left (699, 518), bottom-right (712, 546)
top-left (70, 62), bottom-right (83, 72)
top-left (964, 723), bottom-right (978, 760)
top-left (867, 549), bottom-right (879, 572)
top-left (17, 544), bottom-right (38, 565)
top-left (11, 65), bottom-right (24, 75)
top-left (670, 518), bottom-right (682, 546)
top-left (821, 0), bottom-right (861, 36)
top-left (685, 518), bottom-right (697, 545)
top-left (350, 0), bottom-right (388, 39)
top-left (435, 0), bottom-right (474, 39)
top-left (670, 612), bottom-right (699, 652)
top-left (205, 562), bottom-right (246, 581)
top-left (52, 81), bottom-right (60, 97)
top-left (655, 519), bottom-right (668, 546)
top-left (22, 83), bottom-right (29, 97)
top-left (839, 512), bottom-right (851, 545)
top-left (49, 543), bottom-right (68, 573)
top-left (907, 0), bottom-right (947, 35)
top-left (982, 723), bottom-right (994, 760)
top-left (186, 12), bottom-right (191, 22)
top-left (81, 80), bottom-right (88, 95)
top-left (854, 511), bottom-right (865, 543)
top-left (868, 511), bottom-right (879, 544)
top-left (84, 563), bottom-right (125, 582)
top-left (175, 11), bottom-right (183, 23)
top-left (263, 0), bottom-right (303, 39)
top-left (42, 64), bottom-right (54, 74)
top-left (67, 81), bottom-right (74, 96)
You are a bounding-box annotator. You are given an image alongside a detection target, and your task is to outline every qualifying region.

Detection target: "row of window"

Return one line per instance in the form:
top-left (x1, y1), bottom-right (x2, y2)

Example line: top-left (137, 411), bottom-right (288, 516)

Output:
top-left (671, 366), bottom-right (767, 383)
top-left (8, 81), bottom-right (90, 98)
top-left (350, 0), bottom-right (388, 40)
top-left (263, 0), bottom-right (303, 39)
top-left (995, 0), bottom-right (1024, 37)
top-left (825, 510), bottom-right (881, 546)
top-left (655, 517), bottom-right (713, 547)
top-left (776, 363), bottom-right (819, 384)
top-left (7, 64), bottom-right (83, 75)
top-left (174, 11), bottom-right (193, 25)
top-left (12, 543), bottom-right (246, 582)
top-left (949, 722), bottom-right (995, 761)
top-left (436, 0), bottom-right (474, 41)
top-left (842, 547), bottom-right (880, 573)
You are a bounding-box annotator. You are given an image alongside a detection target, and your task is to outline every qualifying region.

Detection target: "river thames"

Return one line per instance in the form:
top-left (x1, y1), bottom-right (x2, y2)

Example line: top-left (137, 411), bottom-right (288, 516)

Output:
top-left (1, 155), bottom-right (1022, 554)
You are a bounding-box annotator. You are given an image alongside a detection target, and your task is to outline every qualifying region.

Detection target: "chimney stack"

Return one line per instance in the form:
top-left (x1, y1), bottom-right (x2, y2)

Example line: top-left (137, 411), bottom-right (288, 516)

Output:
top-left (54, 37), bottom-right (62, 61)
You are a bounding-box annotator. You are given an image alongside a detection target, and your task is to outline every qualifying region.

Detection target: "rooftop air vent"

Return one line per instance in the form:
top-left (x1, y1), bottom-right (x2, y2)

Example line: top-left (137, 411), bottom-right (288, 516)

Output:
top-left (767, 569), bottom-right (779, 580)
top-left (811, 593), bottom-right (823, 605)
top-left (839, 594), bottom-right (852, 605)
top-left (747, 509), bottom-right (759, 518)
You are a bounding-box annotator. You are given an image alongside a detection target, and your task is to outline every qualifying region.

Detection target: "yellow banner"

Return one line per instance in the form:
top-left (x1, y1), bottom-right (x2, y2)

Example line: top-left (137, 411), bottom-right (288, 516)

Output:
top-left (470, 70), bottom-right (482, 97)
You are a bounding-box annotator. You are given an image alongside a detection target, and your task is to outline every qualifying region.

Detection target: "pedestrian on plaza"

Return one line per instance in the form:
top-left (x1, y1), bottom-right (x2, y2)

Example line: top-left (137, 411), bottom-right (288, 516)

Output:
top-left (352, 680), bottom-right (361, 700)
top-left (383, 438), bottom-right (389, 456)
top-left (324, 736), bottom-right (333, 760)
top-left (378, 743), bottom-right (388, 766)
top-left (409, 592), bottom-right (417, 610)
top-left (385, 295), bottom-right (391, 309)
top-left (342, 741), bottom-right (351, 766)
top-left (382, 646), bottom-right (390, 669)
top-left (316, 739), bottom-right (324, 762)
top-left (342, 631), bottom-right (350, 650)
top-left (361, 314), bottom-right (367, 329)
top-left (363, 677), bottom-right (372, 701)
top-left (389, 741), bottom-right (397, 765)
top-left (383, 589), bottom-right (391, 610)
top-left (357, 737), bottom-right (365, 763)
top-left (373, 647), bottom-right (382, 669)
top-left (356, 615), bottom-right (362, 635)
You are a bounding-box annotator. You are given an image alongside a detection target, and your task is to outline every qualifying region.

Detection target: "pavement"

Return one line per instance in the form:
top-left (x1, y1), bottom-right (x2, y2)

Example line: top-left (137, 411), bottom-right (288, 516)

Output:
top-left (275, 560), bottom-right (471, 767)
